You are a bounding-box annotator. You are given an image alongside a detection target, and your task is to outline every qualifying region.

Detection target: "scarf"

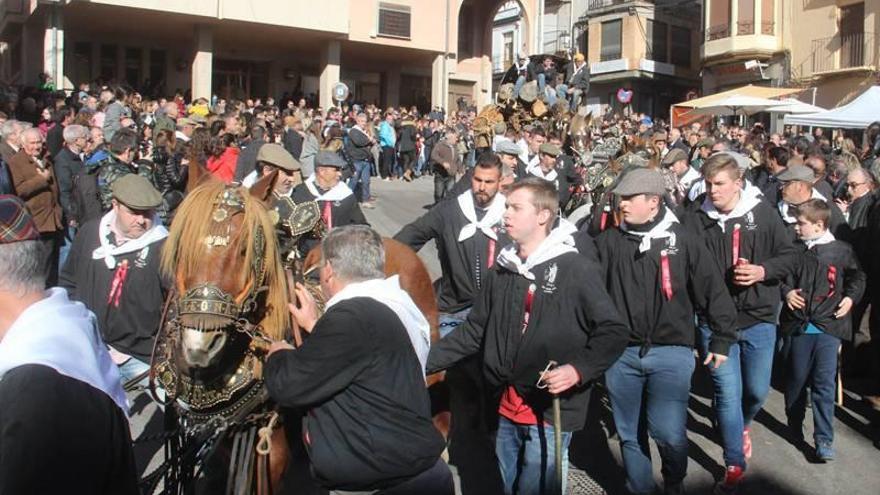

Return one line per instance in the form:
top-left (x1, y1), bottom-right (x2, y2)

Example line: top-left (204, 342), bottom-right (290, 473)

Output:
top-left (804, 230), bottom-right (835, 249)
top-left (620, 207), bottom-right (680, 253)
top-left (496, 219), bottom-right (578, 280)
top-left (778, 188), bottom-right (826, 224)
top-left (700, 183), bottom-right (763, 232)
top-left (304, 175), bottom-right (353, 202)
top-left (0, 288), bottom-right (129, 415)
top-left (457, 190), bottom-right (505, 242)
top-left (528, 165), bottom-right (558, 183)
top-left (92, 210), bottom-right (168, 269)
top-left (325, 276), bottom-right (431, 377)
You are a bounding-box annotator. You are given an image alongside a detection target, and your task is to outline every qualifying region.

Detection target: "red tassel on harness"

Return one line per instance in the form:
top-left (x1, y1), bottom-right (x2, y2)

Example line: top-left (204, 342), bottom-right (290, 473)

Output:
top-left (732, 223), bottom-right (741, 266)
top-left (826, 264), bottom-right (837, 298)
top-left (107, 259), bottom-right (130, 308)
top-left (660, 250), bottom-right (674, 301)
top-left (322, 201), bottom-right (333, 230)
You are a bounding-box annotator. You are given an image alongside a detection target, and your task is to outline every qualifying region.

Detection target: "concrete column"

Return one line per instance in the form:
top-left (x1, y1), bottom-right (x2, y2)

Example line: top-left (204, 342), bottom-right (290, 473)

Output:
top-left (431, 53), bottom-right (446, 111)
top-left (319, 40), bottom-right (341, 109)
top-left (191, 25), bottom-right (213, 100)
top-left (43, 5), bottom-right (68, 91)
top-left (479, 55), bottom-right (492, 107)
top-left (385, 67), bottom-right (401, 108)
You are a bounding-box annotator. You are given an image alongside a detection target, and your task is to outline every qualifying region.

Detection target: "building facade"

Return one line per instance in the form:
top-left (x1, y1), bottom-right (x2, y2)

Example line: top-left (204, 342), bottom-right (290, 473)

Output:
top-left (701, 0), bottom-right (880, 108)
top-left (0, 0), bottom-right (552, 111)
top-left (578, 0), bottom-right (703, 118)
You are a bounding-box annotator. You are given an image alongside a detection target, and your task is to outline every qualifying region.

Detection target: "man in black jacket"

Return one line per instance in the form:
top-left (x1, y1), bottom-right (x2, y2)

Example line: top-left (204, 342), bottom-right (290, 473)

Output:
top-left (54, 124), bottom-right (88, 225)
top-left (0, 195), bottom-right (138, 495)
top-left (266, 226), bottom-right (452, 494)
top-left (596, 168), bottom-right (737, 495)
top-left (682, 154), bottom-right (799, 493)
top-left (60, 174), bottom-right (168, 385)
top-left (427, 178), bottom-right (630, 495)
top-left (344, 113), bottom-right (376, 207)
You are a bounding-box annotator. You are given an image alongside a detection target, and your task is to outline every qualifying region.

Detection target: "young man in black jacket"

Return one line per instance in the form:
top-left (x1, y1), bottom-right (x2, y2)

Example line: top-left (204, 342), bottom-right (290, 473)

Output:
top-left (781, 199), bottom-right (865, 461)
top-left (266, 226), bottom-right (451, 494)
top-left (427, 178), bottom-right (630, 495)
top-left (596, 168), bottom-right (737, 495)
top-left (344, 113), bottom-right (376, 207)
top-left (681, 154), bottom-right (799, 494)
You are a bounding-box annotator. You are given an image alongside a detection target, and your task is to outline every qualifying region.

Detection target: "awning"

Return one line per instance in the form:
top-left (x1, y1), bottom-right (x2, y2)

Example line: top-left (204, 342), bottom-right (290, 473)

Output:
top-left (783, 86), bottom-right (880, 129)
top-left (670, 84), bottom-right (803, 127)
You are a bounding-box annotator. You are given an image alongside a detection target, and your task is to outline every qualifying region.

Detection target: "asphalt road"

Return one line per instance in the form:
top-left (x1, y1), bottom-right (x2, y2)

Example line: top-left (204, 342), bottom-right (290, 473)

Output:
top-left (129, 175), bottom-right (880, 495)
top-left (363, 175), bottom-right (880, 495)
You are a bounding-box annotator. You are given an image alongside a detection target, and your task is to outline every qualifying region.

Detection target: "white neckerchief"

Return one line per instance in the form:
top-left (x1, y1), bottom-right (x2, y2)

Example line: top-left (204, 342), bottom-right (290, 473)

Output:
top-left (175, 131), bottom-right (190, 143)
top-left (325, 276), bottom-right (430, 378)
top-left (527, 162), bottom-right (558, 182)
top-left (92, 210), bottom-right (168, 269)
top-left (778, 188), bottom-right (827, 224)
top-left (569, 63), bottom-right (586, 81)
top-left (804, 230), bottom-right (835, 249)
top-left (305, 175), bottom-right (353, 202)
top-left (701, 184), bottom-right (763, 232)
top-left (0, 288), bottom-right (129, 415)
top-left (679, 167), bottom-right (701, 189)
top-left (457, 190), bottom-right (505, 242)
top-left (620, 207), bottom-right (680, 253)
top-left (496, 219), bottom-right (578, 280)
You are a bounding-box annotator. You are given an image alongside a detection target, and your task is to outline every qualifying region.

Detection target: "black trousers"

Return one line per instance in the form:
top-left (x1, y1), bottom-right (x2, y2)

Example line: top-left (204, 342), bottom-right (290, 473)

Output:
top-left (399, 150), bottom-right (416, 173)
top-left (380, 146), bottom-right (396, 178)
top-left (329, 460), bottom-right (454, 495)
top-left (39, 231), bottom-right (60, 287)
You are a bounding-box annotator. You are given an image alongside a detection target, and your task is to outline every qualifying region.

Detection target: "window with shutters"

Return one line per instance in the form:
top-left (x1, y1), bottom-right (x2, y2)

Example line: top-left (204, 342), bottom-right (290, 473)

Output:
top-left (647, 20), bottom-right (669, 63)
top-left (378, 3), bottom-right (411, 40)
top-left (601, 19), bottom-right (622, 61)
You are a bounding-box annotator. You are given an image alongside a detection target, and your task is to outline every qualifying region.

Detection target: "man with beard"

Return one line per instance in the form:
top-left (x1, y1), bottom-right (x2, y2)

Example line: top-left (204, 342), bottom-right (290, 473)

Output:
top-left (395, 154), bottom-right (509, 492)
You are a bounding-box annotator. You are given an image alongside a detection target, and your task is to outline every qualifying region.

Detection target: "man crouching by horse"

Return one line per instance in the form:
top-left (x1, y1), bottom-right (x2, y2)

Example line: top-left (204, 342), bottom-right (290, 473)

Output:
top-left (427, 178), bottom-right (630, 495)
top-left (0, 195), bottom-right (138, 494)
top-left (265, 225), bottom-right (454, 495)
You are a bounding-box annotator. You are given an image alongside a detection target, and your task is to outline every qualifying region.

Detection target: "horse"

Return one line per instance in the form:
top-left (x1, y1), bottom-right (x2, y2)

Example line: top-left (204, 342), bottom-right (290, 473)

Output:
top-left (151, 165), bottom-right (444, 493)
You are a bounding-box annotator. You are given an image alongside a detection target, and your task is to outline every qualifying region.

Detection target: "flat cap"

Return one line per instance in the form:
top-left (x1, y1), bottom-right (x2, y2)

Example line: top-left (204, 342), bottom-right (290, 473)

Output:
top-left (775, 164), bottom-right (815, 183)
top-left (111, 174), bottom-right (163, 210)
top-left (613, 168), bottom-right (667, 196)
top-left (539, 143), bottom-right (561, 157)
top-left (0, 195), bottom-right (40, 244)
top-left (661, 148), bottom-right (689, 166)
top-left (315, 150), bottom-right (347, 169)
top-left (176, 117), bottom-right (197, 127)
top-left (715, 151), bottom-right (752, 170)
top-left (495, 140), bottom-right (522, 156)
top-left (651, 131), bottom-right (668, 142)
top-left (257, 144), bottom-right (301, 171)
top-left (696, 137), bottom-right (715, 148)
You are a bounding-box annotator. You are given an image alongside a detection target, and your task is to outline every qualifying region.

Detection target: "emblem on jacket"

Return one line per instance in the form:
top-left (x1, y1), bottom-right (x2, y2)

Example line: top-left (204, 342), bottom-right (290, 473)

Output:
top-left (542, 263), bottom-right (558, 294)
top-left (745, 211), bottom-right (757, 230)
top-left (664, 232), bottom-right (679, 256)
top-left (135, 246), bottom-right (150, 268)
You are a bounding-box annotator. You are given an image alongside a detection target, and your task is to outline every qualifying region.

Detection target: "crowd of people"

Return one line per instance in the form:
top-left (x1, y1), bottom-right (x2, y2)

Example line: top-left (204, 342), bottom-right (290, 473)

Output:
top-left (1, 75), bottom-right (880, 495)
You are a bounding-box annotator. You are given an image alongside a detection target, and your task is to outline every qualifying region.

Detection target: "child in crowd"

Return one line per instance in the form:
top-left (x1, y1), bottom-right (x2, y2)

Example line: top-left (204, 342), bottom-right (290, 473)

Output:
top-left (781, 199), bottom-right (866, 461)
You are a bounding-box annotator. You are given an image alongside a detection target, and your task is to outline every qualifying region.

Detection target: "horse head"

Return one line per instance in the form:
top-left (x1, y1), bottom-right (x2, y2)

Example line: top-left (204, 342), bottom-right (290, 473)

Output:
top-left (161, 179), bottom-right (288, 373)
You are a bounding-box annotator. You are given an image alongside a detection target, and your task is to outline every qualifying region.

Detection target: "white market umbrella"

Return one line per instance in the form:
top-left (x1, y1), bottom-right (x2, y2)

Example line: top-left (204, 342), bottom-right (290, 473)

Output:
top-left (689, 94), bottom-right (785, 116)
top-left (766, 98), bottom-right (826, 114)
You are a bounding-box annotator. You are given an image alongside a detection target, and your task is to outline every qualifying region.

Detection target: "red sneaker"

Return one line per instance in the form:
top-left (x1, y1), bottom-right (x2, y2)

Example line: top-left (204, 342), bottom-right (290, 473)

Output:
top-left (743, 427), bottom-right (752, 460)
top-left (714, 465), bottom-right (745, 495)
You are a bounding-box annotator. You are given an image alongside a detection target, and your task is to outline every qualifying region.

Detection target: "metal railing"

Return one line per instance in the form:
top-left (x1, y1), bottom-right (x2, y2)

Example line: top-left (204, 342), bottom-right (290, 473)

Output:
top-left (811, 32), bottom-right (875, 74)
top-left (588, 0), bottom-right (636, 10)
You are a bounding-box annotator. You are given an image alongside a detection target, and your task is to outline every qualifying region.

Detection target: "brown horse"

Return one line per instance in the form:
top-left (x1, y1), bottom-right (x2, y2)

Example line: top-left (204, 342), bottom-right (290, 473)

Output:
top-left (153, 164), bottom-right (444, 493)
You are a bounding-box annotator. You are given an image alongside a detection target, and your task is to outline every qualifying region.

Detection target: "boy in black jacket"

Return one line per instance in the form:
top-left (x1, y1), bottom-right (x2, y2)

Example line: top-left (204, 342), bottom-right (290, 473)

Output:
top-left (781, 199), bottom-right (865, 461)
top-left (427, 178), bottom-right (630, 495)
top-left (596, 169), bottom-right (738, 495)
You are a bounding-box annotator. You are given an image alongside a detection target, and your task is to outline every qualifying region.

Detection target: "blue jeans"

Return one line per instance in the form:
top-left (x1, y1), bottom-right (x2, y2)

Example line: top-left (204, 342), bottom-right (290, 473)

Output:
top-left (496, 416), bottom-right (572, 495)
top-left (606, 346), bottom-right (695, 494)
top-left (57, 225), bottom-right (76, 278)
top-left (347, 159), bottom-right (372, 202)
top-left (784, 332), bottom-right (840, 445)
top-left (514, 75), bottom-right (527, 98)
top-left (698, 322), bottom-right (777, 468)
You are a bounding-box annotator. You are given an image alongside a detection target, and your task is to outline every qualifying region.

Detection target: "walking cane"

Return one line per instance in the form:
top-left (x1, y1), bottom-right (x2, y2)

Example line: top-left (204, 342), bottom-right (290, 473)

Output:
top-left (537, 360), bottom-right (564, 495)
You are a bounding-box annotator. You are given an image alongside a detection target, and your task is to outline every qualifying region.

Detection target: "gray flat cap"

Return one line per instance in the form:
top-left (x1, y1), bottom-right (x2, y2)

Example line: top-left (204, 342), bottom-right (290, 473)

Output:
top-left (315, 150), bottom-right (347, 169)
top-left (775, 164), bottom-right (815, 183)
top-left (495, 140), bottom-right (522, 156)
top-left (612, 168), bottom-right (667, 196)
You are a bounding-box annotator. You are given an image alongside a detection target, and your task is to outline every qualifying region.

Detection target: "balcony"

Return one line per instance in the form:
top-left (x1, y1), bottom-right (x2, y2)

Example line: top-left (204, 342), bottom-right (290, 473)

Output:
top-left (588, 0), bottom-right (633, 9)
top-left (810, 32), bottom-right (876, 75)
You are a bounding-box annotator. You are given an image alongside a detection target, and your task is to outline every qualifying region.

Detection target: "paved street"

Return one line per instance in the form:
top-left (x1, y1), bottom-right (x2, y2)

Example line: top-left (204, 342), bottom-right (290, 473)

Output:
top-left (364, 175), bottom-right (880, 495)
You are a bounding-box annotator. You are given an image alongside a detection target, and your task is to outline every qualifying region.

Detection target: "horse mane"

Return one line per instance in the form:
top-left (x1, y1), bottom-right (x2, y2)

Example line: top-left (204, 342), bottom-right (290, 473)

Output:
top-left (161, 180), bottom-right (289, 340)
